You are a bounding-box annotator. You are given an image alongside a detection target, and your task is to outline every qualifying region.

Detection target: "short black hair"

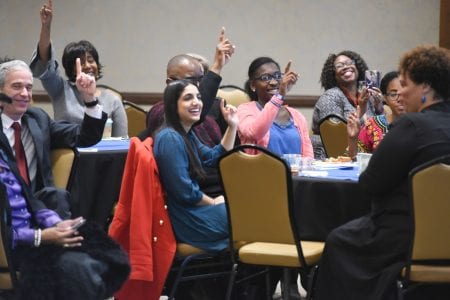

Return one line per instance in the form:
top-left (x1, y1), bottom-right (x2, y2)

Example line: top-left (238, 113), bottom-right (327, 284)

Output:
top-left (245, 57), bottom-right (280, 101)
top-left (379, 71), bottom-right (399, 95)
top-left (62, 40), bottom-right (103, 82)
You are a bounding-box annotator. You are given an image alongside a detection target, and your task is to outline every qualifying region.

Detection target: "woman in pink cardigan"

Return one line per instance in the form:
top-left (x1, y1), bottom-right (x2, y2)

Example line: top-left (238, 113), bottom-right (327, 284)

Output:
top-left (237, 56), bottom-right (313, 157)
top-left (236, 56), bottom-right (313, 298)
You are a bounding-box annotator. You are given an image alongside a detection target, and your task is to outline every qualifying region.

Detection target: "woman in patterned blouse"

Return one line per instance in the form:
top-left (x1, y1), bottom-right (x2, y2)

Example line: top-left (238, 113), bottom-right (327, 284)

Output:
top-left (346, 71), bottom-right (405, 159)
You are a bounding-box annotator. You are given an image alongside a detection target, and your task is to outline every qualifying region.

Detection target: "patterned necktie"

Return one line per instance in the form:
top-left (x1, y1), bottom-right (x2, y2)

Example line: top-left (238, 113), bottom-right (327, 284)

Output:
top-left (11, 122), bottom-right (30, 185)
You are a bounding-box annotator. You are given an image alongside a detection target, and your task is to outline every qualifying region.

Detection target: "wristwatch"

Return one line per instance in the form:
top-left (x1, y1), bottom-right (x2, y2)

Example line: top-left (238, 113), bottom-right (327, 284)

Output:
top-left (84, 98), bottom-right (99, 107)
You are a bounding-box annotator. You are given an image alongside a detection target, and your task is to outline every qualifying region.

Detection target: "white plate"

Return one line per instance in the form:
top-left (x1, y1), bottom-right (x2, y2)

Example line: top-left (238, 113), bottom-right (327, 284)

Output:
top-left (312, 161), bottom-right (357, 170)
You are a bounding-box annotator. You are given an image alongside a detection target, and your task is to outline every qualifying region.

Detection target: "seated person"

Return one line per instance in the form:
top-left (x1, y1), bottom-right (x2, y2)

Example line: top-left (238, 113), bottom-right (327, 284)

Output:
top-left (311, 50), bottom-right (384, 159)
top-left (346, 71), bottom-right (405, 158)
top-left (143, 27), bottom-right (235, 139)
top-left (237, 56), bottom-right (310, 299)
top-left (313, 45), bottom-right (450, 300)
top-left (30, 0), bottom-right (127, 137)
top-left (153, 80), bottom-right (237, 252)
top-left (237, 57), bottom-right (313, 158)
top-left (0, 154), bottom-right (130, 300)
top-left (0, 59), bottom-right (106, 219)
top-left (147, 100), bottom-right (221, 147)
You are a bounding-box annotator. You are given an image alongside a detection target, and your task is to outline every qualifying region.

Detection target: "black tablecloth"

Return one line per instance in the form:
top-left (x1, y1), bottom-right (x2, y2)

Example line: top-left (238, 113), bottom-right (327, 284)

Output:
top-left (68, 149), bottom-right (128, 227)
top-left (292, 175), bottom-right (370, 241)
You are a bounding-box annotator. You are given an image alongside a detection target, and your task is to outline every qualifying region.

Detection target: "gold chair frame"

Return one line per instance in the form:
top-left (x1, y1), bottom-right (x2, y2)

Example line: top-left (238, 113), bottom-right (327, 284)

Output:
top-left (219, 144), bottom-right (324, 300)
top-left (319, 114), bottom-right (347, 158)
top-left (397, 154), bottom-right (450, 299)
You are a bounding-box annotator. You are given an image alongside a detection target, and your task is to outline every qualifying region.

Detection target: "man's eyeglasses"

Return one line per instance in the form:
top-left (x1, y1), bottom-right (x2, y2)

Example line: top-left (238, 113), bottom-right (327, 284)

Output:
top-left (386, 92), bottom-right (400, 101)
top-left (168, 75), bottom-right (204, 85)
top-left (254, 72), bottom-right (283, 82)
top-left (334, 60), bottom-right (355, 70)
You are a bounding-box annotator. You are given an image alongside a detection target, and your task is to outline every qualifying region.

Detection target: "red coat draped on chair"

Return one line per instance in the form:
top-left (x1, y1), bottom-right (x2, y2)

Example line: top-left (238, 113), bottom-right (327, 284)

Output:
top-left (109, 137), bottom-right (176, 300)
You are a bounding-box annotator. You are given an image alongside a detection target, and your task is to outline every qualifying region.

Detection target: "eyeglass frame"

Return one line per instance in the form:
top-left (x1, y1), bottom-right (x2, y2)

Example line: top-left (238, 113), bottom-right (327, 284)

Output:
top-left (334, 60), bottom-right (355, 70)
top-left (253, 72), bottom-right (283, 82)
top-left (385, 91), bottom-right (400, 101)
top-left (167, 75), bottom-right (204, 86)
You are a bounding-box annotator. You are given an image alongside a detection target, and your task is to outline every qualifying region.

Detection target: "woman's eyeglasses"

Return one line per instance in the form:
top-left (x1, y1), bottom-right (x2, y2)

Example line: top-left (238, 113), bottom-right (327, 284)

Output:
top-left (334, 60), bottom-right (355, 70)
top-left (254, 72), bottom-right (283, 82)
top-left (386, 92), bottom-right (400, 101)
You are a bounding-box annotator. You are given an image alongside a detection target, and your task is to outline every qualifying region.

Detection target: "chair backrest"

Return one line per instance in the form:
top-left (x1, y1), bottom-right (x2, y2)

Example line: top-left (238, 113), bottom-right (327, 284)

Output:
top-left (0, 184), bottom-right (17, 290)
top-left (216, 85), bottom-right (250, 108)
top-left (319, 114), bottom-right (348, 158)
top-left (50, 148), bottom-right (75, 190)
top-left (97, 84), bottom-right (147, 137)
top-left (123, 100), bottom-right (147, 137)
top-left (408, 155), bottom-right (450, 262)
top-left (219, 145), bottom-right (298, 246)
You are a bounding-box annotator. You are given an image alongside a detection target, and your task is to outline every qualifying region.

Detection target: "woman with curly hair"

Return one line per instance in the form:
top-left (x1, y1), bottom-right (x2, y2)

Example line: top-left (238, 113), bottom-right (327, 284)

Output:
top-left (313, 45), bottom-right (450, 299)
top-left (312, 50), bottom-right (384, 159)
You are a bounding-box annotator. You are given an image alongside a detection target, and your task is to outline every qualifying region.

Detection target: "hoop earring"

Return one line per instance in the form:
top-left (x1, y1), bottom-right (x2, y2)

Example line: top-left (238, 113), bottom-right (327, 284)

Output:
top-left (421, 95), bottom-right (426, 103)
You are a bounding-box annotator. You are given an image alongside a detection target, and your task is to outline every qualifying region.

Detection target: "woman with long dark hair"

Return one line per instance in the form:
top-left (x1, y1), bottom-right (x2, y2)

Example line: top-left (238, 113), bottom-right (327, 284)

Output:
top-left (153, 80), bottom-right (238, 251)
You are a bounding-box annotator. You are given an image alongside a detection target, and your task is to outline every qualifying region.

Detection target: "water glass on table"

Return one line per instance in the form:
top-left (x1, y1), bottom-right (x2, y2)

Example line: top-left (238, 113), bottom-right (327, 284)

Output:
top-left (356, 153), bottom-right (372, 173)
top-left (282, 154), bottom-right (302, 174)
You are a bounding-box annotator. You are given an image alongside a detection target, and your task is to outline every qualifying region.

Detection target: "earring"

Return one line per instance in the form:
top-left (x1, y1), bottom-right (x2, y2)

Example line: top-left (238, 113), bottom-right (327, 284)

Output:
top-left (421, 95), bottom-right (426, 103)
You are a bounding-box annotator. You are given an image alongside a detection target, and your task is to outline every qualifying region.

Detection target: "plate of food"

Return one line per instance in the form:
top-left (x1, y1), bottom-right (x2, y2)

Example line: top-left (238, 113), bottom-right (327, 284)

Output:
top-left (313, 156), bottom-right (357, 169)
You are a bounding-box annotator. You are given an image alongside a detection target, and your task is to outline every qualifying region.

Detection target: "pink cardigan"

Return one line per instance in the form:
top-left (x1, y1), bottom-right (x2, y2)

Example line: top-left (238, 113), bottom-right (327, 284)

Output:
top-left (237, 99), bottom-right (314, 157)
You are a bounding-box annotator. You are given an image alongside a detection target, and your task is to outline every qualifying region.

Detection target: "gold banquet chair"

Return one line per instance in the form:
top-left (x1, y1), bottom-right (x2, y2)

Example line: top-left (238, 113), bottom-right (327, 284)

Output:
top-left (216, 85), bottom-right (250, 107)
top-left (122, 100), bottom-right (147, 137)
top-left (50, 148), bottom-right (75, 190)
top-left (166, 242), bottom-right (234, 300)
top-left (218, 144), bottom-right (324, 300)
top-left (319, 114), bottom-right (348, 158)
top-left (397, 154), bottom-right (450, 299)
top-left (97, 84), bottom-right (148, 137)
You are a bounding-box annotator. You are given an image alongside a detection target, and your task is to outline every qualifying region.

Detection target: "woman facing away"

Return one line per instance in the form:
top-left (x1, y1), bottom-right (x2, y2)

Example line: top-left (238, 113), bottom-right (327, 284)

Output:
top-left (312, 50), bottom-right (384, 159)
top-left (313, 45), bottom-right (450, 300)
top-left (153, 79), bottom-right (238, 252)
top-left (237, 56), bottom-right (313, 158)
top-left (30, 0), bottom-right (128, 138)
top-left (346, 71), bottom-right (405, 159)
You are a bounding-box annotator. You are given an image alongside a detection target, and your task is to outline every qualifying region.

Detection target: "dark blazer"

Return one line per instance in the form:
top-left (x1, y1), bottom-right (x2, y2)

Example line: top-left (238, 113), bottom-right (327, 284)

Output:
top-left (0, 107), bottom-right (107, 217)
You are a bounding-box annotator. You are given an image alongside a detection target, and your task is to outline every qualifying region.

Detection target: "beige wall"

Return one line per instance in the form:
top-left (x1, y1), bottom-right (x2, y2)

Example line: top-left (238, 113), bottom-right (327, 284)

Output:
top-left (1, 0), bottom-right (439, 100)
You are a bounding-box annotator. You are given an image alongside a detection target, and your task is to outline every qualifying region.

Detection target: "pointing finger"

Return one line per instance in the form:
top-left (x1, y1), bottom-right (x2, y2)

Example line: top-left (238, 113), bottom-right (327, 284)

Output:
top-left (219, 27), bottom-right (225, 42)
top-left (75, 58), bottom-right (82, 78)
top-left (284, 60), bottom-right (292, 74)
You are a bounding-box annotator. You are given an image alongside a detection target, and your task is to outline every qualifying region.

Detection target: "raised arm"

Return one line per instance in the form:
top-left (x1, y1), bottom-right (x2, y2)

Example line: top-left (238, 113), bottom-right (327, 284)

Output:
top-left (209, 27), bottom-right (235, 76)
top-left (279, 61), bottom-right (300, 97)
top-left (346, 111), bottom-right (361, 159)
top-left (38, 0), bottom-right (53, 63)
top-left (219, 99), bottom-right (238, 150)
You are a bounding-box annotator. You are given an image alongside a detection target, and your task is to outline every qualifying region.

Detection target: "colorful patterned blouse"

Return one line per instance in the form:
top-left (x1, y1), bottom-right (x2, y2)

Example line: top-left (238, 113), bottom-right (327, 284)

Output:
top-left (357, 115), bottom-right (389, 153)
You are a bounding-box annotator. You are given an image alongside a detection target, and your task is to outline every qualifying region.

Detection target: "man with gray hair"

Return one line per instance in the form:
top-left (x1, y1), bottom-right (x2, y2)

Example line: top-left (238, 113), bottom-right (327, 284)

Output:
top-left (0, 59), bottom-right (106, 218)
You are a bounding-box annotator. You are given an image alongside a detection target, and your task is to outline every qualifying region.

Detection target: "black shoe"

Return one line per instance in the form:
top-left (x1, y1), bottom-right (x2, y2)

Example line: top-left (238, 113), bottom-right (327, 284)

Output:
top-left (281, 283), bottom-right (302, 300)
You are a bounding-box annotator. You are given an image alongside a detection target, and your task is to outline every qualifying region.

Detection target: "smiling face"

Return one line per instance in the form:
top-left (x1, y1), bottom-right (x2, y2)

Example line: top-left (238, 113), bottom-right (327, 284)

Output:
top-left (251, 62), bottom-right (281, 104)
top-left (334, 55), bottom-right (358, 87)
top-left (177, 83), bottom-right (203, 131)
top-left (398, 72), bottom-right (426, 113)
top-left (79, 52), bottom-right (99, 78)
top-left (0, 69), bottom-right (33, 120)
top-left (384, 77), bottom-right (405, 117)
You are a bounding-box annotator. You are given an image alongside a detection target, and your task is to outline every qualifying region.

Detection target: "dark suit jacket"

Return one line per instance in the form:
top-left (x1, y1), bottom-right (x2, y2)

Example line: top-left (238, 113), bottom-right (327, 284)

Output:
top-left (0, 107), bottom-right (107, 217)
